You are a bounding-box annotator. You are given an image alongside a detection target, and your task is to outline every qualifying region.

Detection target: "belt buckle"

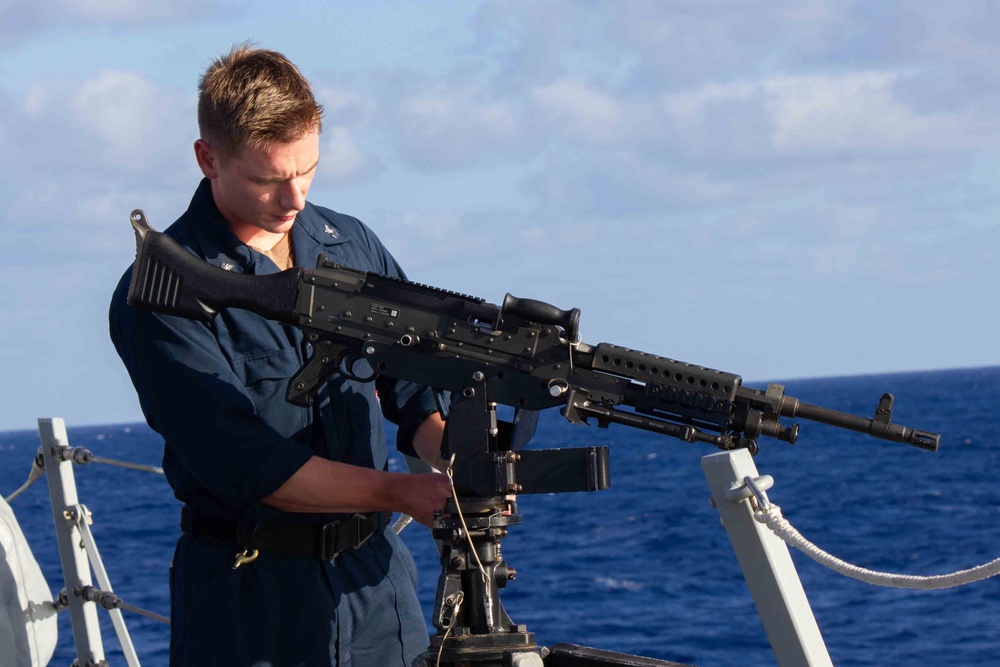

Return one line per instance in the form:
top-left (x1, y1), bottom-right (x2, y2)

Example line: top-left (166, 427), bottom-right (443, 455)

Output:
top-left (318, 513), bottom-right (378, 560)
top-left (318, 521), bottom-right (340, 561)
top-left (352, 513), bottom-right (378, 551)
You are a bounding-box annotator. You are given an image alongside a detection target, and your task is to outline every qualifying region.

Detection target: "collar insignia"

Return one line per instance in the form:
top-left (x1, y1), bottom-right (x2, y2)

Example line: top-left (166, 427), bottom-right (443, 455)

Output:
top-left (221, 262), bottom-right (235, 271)
top-left (324, 224), bottom-right (340, 239)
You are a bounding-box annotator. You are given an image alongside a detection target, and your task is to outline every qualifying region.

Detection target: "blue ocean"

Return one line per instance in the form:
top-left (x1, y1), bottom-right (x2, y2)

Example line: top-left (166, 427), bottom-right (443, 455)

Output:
top-left (1, 367), bottom-right (997, 666)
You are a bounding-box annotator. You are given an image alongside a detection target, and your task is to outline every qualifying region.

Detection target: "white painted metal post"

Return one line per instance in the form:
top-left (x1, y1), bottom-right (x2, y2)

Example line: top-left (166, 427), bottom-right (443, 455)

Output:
top-left (38, 417), bottom-right (107, 666)
top-left (701, 449), bottom-right (832, 667)
top-left (76, 515), bottom-right (141, 666)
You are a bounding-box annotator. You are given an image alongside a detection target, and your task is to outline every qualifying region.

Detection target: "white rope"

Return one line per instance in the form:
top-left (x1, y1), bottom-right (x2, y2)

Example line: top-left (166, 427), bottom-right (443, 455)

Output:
top-left (445, 463), bottom-right (489, 583)
top-left (755, 504), bottom-right (1000, 589)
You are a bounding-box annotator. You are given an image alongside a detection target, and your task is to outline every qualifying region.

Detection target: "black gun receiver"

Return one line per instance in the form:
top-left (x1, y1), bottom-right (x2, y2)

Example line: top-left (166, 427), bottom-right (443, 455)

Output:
top-left (126, 209), bottom-right (940, 666)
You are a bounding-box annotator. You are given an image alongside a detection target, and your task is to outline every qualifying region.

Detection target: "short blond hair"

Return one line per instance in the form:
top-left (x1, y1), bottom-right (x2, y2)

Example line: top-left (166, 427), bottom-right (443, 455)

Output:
top-left (198, 42), bottom-right (324, 157)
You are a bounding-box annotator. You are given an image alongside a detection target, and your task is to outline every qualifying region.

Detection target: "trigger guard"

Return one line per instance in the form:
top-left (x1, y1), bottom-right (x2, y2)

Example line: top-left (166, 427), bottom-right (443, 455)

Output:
top-left (340, 351), bottom-right (377, 383)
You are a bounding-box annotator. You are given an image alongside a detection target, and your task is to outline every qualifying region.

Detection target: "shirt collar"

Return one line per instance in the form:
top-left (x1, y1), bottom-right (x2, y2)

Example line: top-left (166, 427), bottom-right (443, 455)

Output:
top-left (181, 179), bottom-right (255, 272)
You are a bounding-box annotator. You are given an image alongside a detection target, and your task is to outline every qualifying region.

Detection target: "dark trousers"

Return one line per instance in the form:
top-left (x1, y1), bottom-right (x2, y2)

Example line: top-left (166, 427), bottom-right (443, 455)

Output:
top-left (168, 528), bottom-right (428, 666)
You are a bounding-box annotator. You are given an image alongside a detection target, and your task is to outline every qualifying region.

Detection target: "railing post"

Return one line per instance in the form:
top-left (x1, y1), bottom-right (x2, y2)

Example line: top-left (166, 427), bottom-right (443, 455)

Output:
top-left (38, 417), bottom-right (106, 666)
top-left (701, 449), bottom-right (832, 667)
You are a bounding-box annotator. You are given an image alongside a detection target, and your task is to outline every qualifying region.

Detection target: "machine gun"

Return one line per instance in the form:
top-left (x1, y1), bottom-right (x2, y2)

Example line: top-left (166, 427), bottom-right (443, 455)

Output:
top-left (125, 210), bottom-right (939, 667)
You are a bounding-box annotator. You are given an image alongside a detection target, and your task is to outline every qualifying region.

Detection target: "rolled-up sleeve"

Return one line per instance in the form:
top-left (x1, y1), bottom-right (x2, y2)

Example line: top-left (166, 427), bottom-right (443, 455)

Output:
top-left (376, 375), bottom-right (442, 457)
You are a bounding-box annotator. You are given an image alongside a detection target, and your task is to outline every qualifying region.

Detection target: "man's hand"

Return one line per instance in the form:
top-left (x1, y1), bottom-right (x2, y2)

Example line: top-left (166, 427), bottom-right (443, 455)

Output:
top-left (395, 471), bottom-right (452, 527)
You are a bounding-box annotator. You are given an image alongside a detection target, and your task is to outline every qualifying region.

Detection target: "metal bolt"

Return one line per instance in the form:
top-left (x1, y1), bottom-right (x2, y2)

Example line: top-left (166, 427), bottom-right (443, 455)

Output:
top-left (365, 346), bottom-right (376, 355)
top-left (472, 371), bottom-right (485, 382)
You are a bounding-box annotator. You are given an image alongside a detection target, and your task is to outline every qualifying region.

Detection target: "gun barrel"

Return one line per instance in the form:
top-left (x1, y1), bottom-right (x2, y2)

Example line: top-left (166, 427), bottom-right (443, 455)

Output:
top-left (786, 399), bottom-right (940, 451)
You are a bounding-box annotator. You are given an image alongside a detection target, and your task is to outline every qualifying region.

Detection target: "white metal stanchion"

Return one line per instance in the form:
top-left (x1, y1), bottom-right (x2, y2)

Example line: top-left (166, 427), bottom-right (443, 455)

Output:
top-left (38, 417), bottom-right (107, 666)
top-left (701, 449), bottom-right (833, 667)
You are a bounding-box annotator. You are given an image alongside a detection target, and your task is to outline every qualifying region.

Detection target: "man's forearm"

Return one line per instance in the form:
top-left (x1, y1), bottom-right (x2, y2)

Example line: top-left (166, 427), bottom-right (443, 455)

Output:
top-left (411, 411), bottom-right (448, 471)
top-left (262, 456), bottom-right (411, 513)
top-left (262, 447), bottom-right (452, 526)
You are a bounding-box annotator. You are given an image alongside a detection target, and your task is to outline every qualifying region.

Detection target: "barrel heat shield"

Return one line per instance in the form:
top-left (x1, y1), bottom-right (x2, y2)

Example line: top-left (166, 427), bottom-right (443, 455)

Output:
top-left (590, 343), bottom-right (740, 429)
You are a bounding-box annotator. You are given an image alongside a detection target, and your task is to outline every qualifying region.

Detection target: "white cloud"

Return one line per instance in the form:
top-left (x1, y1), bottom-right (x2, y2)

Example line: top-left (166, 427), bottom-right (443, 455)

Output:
top-left (321, 126), bottom-right (377, 184)
top-left (666, 80), bottom-right (759, 119)
top-left (4, 69), bottom-right (196, 240)
top-left (531, 79), bottom-right (625, 143)
top-left (315, 85), bottom-right (378, 126)
top-left (2, 0), bottom-right (999, 433)
top-left (381, 211), bottom-right (495, 267)
top-left (662, 70), bottom-right (983, 159)
top-left (23, 83), bottom-right (47, 115)
top-left (66, 0), bottom-right (182, 21)
top-left (764, 72), bottom-right (937, 152)
top-left (803, 242), bottom-right (866, 277)
top-left (392, 82), bottom-right (525, 170)
top-left (69, 70), bottom-right (159, 161)
top-left (0, 0), bottom-right (241, 43)
top-left (518, 227), bottom-right (549, 248)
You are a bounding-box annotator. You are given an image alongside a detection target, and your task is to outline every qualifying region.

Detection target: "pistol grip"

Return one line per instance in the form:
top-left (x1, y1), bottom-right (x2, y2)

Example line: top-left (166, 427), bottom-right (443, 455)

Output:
top-left (286, 339), bottom-right (352, 406)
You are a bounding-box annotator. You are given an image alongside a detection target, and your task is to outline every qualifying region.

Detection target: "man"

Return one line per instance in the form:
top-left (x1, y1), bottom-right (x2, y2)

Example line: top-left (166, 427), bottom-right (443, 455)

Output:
top-left (110, 45), bottom-right (452, 666)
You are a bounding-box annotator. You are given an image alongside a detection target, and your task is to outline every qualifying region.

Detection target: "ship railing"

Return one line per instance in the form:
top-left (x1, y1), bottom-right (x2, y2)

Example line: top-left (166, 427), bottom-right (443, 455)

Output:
top-left (8, 418), bottom-right (170, 667)
top-left (704, 448), bottom-right (1000, 667)
top-left (9, 419), bottom-right (1000, 667)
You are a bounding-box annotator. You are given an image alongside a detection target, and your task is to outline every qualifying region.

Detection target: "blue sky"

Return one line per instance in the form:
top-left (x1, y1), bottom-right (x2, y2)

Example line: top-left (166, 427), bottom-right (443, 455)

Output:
top-left (1, 1), bottom-right (998, 432)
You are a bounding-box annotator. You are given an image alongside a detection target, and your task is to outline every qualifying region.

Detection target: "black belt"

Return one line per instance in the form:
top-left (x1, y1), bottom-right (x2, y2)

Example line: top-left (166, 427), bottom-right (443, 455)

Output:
top-left (180, 507), bottom-right (389, 560)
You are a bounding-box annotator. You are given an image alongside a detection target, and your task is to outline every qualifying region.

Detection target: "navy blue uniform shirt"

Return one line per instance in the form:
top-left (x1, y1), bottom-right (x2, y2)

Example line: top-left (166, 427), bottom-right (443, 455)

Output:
top-left (110, 179), bottom-right (439, 525)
